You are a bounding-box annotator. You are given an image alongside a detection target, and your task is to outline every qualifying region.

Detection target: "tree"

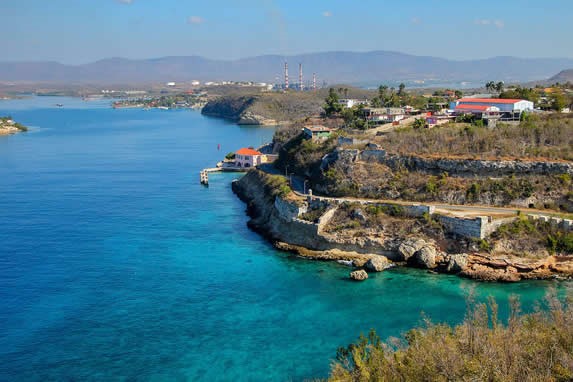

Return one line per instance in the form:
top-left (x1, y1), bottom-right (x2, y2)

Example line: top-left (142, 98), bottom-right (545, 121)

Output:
top-left (495, 81), bottom-right (505, 93)
top-left (454, 90), bottom-right (463, 98)
top-left (413, 118), bottom-right (426, 129)
top-left (550, 92), bottom-right (567, 111)
top-left (370, 97), bottom-right (382, 108)
top-left (398, 83), bottom-right (406, 96)
top-left (323, 88), bottom-right (343, 116)
top-left (485, 81), bottom-right (495, 93)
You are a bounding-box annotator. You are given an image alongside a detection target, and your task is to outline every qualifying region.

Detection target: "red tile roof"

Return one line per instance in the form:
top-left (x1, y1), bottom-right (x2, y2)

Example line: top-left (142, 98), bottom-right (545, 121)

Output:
top-left (457, 98), bottom-right (525, 104)
top-left (236, 148), bottom-right (262, 156)
top-left (455, 104), bottom-right (493, 111)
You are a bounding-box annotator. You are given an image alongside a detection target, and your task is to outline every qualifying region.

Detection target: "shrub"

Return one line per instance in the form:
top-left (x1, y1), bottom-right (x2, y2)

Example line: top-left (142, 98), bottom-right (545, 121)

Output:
top-left (327, 293), bottom-right (573, 382)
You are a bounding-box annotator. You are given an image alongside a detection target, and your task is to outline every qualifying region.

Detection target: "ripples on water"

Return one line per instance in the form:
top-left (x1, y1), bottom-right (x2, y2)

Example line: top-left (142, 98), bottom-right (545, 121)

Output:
top-left (0, 97), bottom-right (570, 381)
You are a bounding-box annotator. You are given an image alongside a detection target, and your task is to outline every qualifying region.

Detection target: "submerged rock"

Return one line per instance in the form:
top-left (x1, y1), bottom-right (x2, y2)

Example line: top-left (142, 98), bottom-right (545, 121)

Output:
top-left (365, 256), bottom-right (390, 272)
top-left (350, 269), bottom-right (368, 281)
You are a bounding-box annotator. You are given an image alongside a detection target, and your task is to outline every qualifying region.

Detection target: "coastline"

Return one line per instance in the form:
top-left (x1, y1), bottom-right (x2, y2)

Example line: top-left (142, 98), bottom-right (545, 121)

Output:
top-left (232, 169), bottom-right (573, 282)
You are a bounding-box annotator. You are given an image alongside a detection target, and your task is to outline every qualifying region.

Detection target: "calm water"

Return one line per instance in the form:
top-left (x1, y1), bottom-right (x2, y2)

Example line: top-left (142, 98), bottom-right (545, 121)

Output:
top-left (0, 97), bottom-right (569, 381)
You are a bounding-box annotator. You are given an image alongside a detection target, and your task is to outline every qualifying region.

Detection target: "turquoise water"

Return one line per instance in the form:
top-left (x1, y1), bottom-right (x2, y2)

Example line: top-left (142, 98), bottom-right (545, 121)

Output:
top-left (0, 97), bottom-right (570, 381)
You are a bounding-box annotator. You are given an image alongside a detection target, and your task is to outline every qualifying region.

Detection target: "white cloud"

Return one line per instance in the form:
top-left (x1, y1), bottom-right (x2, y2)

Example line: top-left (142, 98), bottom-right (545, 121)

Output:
top-left (116, 0), bottom-right (133, 4)
top-left (322, 11), bottom-right (332, 17)
top-left (475, 19), bottom-right (504, 29)
top-left (187, 16), bottom-right (204, 24)
top-left (475, 19), bottom-right (491, 25)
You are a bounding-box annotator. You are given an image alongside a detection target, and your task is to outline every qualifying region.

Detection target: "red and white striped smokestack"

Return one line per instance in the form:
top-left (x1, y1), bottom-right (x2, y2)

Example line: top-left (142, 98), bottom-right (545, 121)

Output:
top-left (284, 62), bottom-right (289, 90)
top-left (312, 73), bottom-right (316, 92)
top-left (299, 63), bottom-right (303, 91)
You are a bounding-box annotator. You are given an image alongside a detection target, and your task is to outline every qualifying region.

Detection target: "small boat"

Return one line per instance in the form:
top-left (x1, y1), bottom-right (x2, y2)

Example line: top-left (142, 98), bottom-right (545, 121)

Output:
top-left (56, 103), bottom-right (64, 107)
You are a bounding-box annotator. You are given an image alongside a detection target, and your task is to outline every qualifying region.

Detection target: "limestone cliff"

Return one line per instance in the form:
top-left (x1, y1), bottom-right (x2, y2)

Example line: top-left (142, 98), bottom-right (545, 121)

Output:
top-left (201, 93), bottom-right (324, 125)
top-left (232, 169), bottom-right (573, 282)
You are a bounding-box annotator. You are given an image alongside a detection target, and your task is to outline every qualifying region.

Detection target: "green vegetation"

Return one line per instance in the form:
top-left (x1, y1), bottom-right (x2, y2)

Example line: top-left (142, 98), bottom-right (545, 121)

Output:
top-left (327, 292), bottom-right (573, 381)
top-left (299, 204), bottom-right (328, 223)
top-left (484, 215), bottom-right (573, 256)
top-left (0, 116), bottom-right (27, 132)
top-left (323, 88), bottom-right (343, 117)
top-left (113, 93), bottom-right (207, 109)
top-left (373, 113), bottom-right (573, 160)
top-left (258, 173), bottom-right (293, 198)
top-left (225, 152), bottom-right (236, 160)
top-left (203, 92), bottom-right (324, 122)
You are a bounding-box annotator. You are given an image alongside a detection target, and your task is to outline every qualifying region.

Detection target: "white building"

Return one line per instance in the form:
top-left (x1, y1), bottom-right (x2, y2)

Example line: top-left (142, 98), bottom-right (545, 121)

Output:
top-left (452, 98), bottom-right (534, 113)
top-left (338, 99), bottom-right (368, 108)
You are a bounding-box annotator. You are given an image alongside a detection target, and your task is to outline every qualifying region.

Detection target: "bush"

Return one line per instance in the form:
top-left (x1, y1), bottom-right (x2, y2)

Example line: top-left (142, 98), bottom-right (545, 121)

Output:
top-left (225, 152), bottom-right (235, 160)
top-left (327, 292), bottom-right (573, 382)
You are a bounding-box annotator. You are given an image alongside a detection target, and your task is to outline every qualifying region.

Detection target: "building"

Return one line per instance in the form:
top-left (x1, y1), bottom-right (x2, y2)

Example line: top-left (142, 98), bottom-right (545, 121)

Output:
top-left (362, 107), bottom-right (406, 124)
top-left (235, 148), bottom-right (264, 168)
top-left (303, 126), bottom-right (333, 141)
top-left (338, 99), bottom-right (368, 108)
top-left (452, 98), bottom-right (534, 113)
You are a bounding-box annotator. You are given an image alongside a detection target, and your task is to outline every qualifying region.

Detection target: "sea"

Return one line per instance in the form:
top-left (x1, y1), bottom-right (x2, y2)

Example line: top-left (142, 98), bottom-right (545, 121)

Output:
top-left (0, 96), bottom-right (570, 381)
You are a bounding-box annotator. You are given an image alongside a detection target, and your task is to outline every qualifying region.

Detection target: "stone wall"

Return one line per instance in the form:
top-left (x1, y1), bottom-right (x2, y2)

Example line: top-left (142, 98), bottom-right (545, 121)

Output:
top-left (527, 214), bottom-right (573, 231)
top-left (437, 215), bottom-right (518, 239)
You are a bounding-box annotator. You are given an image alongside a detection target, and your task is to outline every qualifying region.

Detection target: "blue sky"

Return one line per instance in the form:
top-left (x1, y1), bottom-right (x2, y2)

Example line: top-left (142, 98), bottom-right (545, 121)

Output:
top-left (1, 0), bottom-right (572, 64)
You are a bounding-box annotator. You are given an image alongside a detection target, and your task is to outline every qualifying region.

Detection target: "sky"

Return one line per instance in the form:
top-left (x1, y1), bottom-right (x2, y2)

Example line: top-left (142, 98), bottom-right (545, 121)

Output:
top-left (1, 0), bottom-right (572, 64)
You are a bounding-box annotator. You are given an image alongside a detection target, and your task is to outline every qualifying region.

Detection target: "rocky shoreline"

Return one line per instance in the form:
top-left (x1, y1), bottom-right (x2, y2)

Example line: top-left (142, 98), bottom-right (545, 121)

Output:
top-left (232, 169), bottom-right (573, 282)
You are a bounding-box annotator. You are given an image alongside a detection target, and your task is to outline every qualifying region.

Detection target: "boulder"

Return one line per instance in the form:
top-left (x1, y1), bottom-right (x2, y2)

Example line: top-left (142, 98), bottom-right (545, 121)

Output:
top-left (398, 238), bottom-right (427, 261)
top-left (412, 246), bottom-right (437, 269)
top-left (365, 256), bottom-right (390, 272)
top-left (350, 269), bottom-right (368, 281)
top-left (446, 254), bottom-right (468, 273)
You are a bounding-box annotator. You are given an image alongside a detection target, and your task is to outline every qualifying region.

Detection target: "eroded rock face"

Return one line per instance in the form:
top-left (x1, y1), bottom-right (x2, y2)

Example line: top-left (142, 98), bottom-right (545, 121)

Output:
top-left (446, 254), bottom-right (468, 273)
top-left (412, 246), bottom-right (437, 269)
top-left (350, 269), bottom-right (368, 281)
top-left (365, 256), bottom-right (390, 272)
top-left (398, 238), bottom-right (428, 261)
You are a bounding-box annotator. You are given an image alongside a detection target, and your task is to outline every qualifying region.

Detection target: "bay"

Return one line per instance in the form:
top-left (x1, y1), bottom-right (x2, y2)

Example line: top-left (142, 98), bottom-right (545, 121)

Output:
top-left (0, 97), bottom-right (569, 381)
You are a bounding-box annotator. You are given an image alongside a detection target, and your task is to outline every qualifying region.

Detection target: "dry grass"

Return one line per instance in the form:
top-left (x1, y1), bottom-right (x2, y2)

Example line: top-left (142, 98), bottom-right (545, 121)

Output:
top-left (373, 113), bottom-right (573, 161)
top-left (327, 291), bottom-right (573, 382)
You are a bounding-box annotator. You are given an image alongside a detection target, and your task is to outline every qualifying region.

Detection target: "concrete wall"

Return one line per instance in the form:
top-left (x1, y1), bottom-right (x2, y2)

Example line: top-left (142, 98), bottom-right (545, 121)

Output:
top-left (527, 214), bottom-right (573, 231)
top-left (437, 215), bottom-right (518, 239)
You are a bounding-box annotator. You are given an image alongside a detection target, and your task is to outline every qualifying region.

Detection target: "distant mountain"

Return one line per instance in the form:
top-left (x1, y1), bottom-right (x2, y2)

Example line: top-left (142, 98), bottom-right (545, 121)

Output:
top-left (1, 51), bottom-right (573, 85)
top-left (548, 69), bottom-right (573, 84)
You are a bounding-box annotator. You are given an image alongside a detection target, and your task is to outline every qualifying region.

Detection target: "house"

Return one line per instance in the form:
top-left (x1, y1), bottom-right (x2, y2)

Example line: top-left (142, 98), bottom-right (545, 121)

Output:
top-left (454, 104), bottom-right (501, 116)
top-left (235, 148), bottom-right (264, 168)
top-left (362, 107), bottom-right (406, 124)
top-left (303, 125), bottom-right (333, 141)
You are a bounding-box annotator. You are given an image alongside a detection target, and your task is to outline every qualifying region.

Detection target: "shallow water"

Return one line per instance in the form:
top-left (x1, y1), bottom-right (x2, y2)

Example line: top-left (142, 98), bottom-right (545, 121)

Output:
top-left (0, 97), bottom-right (569, 381)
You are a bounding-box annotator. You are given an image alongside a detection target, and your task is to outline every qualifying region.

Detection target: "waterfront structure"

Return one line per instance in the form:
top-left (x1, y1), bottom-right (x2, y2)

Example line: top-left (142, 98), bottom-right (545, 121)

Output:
top-left (303, 125), bottom-right (333, 141)
top-left (235, 148), bottom-right (264, 168)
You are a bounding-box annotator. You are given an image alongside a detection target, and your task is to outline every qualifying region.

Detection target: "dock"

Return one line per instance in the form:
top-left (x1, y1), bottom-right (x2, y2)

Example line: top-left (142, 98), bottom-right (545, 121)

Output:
top-left (199, 164), bottom-right (249, 186)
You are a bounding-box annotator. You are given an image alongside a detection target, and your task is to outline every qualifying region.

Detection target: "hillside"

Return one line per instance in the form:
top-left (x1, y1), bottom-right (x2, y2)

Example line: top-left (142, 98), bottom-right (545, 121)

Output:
top-left (201, 92), bottom-right (324, 125)
top-left (549, 69), bottom-right (573, 83)
top-left (1, 51), bottom-right (573, 84)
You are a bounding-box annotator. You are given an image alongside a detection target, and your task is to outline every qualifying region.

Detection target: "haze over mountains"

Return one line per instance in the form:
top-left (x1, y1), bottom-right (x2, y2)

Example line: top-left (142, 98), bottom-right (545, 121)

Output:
top-left (1, 51), bottom-right (572, 85)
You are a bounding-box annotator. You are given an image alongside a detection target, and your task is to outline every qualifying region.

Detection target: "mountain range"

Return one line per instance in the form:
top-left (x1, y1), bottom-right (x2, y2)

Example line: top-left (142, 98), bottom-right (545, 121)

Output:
top-left (1, 51), bottom-right (572, 85)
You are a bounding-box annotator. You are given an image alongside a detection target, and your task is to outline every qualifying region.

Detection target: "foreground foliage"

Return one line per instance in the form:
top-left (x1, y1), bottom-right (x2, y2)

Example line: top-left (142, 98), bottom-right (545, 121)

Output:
top-left (327, 292), bottom-right (573, 382)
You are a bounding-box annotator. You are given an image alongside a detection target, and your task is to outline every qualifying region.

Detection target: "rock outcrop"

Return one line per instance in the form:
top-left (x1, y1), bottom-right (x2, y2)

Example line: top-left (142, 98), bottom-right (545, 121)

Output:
top-left (233, 169), bottom-right (573, 282)
top-left (365, 256), bottom-right (390, 272)
top-left (350, 269), bottom-right (368, 281)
